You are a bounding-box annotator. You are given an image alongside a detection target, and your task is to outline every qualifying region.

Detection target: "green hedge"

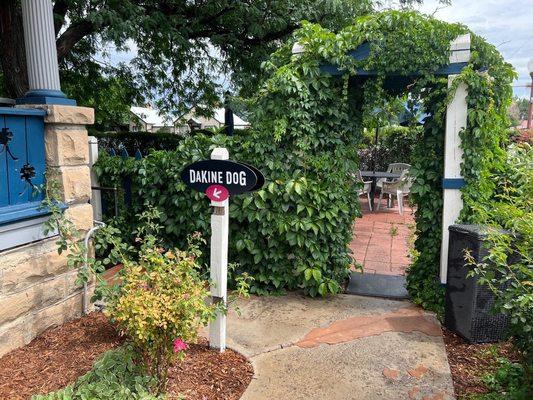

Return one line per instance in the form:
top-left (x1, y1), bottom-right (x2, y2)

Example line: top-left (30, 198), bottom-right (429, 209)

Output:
top-left (358, 125), bottom-right (420, 171)
top-left (94, 130), bottom-right (359, 296)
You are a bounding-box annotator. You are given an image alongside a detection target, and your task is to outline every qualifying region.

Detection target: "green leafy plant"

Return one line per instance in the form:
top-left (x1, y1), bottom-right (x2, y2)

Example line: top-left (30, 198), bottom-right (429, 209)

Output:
top-left (39, 174), bottom-right (105, 292)
top-left (95, 128), bottom-right (357, 297)
top-left (94, 10), bottom-right (515, 310)
top-left (31, 346), bottom-right (161, 400)
top-left (102, 209), bottom-right (252, 396)
top-left (358, 125), bottom-right (421, 171)
top-left (104, 230), bottom-right (219, 395)
top-left (466, 143), bottom-right (533, 359)
top-left (475, 357), bottom-right (531, 400)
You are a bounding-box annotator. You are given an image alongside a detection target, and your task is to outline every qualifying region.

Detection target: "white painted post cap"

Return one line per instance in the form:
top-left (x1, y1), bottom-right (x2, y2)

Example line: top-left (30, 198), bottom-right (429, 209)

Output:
top-left (449, 34), bottom-right (471, 64)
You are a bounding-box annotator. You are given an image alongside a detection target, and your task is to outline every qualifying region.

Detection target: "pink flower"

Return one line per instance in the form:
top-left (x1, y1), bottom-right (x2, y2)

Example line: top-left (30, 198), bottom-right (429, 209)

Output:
top-left (173, 338), bottom-right (188, 353)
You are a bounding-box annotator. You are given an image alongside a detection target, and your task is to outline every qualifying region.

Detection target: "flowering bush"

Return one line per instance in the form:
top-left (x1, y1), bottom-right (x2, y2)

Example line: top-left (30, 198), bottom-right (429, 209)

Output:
top-left (105, 233), bottom-right (218, 395)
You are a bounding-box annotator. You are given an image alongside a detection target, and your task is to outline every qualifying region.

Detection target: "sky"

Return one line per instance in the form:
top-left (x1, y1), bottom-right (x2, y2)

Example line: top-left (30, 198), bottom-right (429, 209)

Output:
top-left (414, 0), bottom-right (533, 98)
top-left (108, 0), bottom-right (533, 98)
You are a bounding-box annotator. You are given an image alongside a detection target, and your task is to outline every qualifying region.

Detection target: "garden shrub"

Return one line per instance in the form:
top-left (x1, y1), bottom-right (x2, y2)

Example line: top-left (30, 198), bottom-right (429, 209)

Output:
top-left (105, 227), bottom-right (219, 395)
top-left (480, 356), bottom-right (531, 400)
top-left (32, 346), bottom-right (160, 400)
top-left (95, 127), bottom-right (358, 297)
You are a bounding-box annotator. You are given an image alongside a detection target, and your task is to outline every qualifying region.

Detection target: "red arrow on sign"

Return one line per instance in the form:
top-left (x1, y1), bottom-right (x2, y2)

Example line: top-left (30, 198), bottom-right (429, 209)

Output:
top-left (205, 184), bottom-right (229, 202)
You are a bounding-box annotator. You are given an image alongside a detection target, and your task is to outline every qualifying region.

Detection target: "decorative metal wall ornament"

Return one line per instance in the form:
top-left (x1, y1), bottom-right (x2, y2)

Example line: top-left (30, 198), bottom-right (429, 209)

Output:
top-left (19, 163), bottom-right (36, 196)
top-left (0, 127), bottom-right (19, 161)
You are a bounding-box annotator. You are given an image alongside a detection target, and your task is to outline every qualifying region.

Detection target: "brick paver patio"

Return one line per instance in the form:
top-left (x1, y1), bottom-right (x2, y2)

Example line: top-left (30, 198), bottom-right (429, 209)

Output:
top-left (350, 197), bottom-right (415, 276)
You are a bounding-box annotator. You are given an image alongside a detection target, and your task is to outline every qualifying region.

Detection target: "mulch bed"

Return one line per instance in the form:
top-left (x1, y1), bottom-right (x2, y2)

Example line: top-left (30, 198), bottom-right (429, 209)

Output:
top-left (0, 312), bottom-right (253, 400)
top-left (0, 312), bottom-right (122, 399)
top-left (167, 338), bottom-right (253, 400)
top-left (442, 327), bottom-right (521, 398)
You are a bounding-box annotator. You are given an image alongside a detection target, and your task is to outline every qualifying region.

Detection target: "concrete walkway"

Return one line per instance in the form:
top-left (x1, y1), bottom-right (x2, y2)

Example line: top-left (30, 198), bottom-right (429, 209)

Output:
top-left (226, 293), bottom-right (454, 400)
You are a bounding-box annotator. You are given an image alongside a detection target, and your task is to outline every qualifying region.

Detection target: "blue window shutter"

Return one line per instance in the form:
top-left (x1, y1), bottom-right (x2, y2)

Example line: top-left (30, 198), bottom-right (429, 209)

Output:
top-left (0, 138), bottom-right (7, 207)
top-left (1, 108), bottom-right (49, 231)
top-left (0, 143), bottom-right (9, 207)
top-left (4, 115), bottom-right (29, 204)
top-left (25, 115), bottom-right (45, 202)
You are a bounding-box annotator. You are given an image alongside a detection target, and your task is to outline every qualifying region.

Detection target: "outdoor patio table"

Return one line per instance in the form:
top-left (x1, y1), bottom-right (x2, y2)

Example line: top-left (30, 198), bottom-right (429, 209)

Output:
top-left (360, 171), bottom-right (401, 210)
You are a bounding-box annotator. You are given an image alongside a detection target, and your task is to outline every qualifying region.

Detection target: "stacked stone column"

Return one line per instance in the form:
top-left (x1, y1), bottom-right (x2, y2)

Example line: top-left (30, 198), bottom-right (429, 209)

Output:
top-left (44, 105), bottom-right (95, 227)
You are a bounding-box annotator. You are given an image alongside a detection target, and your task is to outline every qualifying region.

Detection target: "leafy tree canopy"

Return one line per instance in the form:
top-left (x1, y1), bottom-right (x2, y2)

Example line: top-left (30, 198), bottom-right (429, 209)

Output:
top-left (0, 1), bottom-right (431, 129)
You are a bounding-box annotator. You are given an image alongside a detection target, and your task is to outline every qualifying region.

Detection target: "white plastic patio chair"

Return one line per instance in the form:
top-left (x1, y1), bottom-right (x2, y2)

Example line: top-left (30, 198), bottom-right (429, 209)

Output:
top-left (376, 162), bottom-right (411, 189)
top-left (354, 170), bottom-right (373, 211)
top-left (377, 170), bottom-right (413, 215)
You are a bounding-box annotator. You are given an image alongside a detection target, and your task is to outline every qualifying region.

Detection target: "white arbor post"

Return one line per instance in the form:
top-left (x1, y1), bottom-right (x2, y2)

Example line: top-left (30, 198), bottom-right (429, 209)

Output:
top-left (19, 0), bottom-right (75, 105)
top-left (440, 34), bottom-right (471, 284)
top-left (209, 147), bottom-right (229, 352)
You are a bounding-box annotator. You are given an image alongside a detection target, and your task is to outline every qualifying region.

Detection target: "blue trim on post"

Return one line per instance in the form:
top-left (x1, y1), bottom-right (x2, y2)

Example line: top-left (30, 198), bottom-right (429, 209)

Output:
top-left (442, 178), bottom-right (466, 189)
top-left (26, 89), bottom-right (67, 98)
top-left (17, 89), bottom-right (77, 106)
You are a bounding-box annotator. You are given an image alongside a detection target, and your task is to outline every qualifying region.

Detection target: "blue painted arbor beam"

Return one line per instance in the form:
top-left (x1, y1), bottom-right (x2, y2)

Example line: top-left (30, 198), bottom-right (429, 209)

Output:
top-left (320, 41), bottom-right (468, 77)
top-left (321, 62), bottom-right (468, 77)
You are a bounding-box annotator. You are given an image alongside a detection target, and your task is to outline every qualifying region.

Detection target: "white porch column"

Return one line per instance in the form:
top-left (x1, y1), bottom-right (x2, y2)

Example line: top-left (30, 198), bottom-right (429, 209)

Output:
top-left (440, 34), bottom-right (470, 284)
top-left (22, 0), bottom-right (60, 91)
top-left (19, 0), bottom-right (74, 104)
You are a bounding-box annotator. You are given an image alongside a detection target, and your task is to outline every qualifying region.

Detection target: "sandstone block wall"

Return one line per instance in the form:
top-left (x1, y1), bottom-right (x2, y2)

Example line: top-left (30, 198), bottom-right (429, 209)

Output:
top-left (0, 105), bottom-right (95, 357)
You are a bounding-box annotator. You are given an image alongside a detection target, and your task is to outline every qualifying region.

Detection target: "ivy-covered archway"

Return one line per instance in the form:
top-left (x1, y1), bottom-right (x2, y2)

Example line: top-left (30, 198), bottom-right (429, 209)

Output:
top-left (251, 10), bottom-right (515, 313)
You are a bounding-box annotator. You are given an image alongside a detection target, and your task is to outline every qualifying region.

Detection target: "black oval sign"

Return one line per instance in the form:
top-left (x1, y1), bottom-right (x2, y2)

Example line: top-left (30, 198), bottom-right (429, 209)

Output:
top-left (181, 160), bottom-right (262, 195)
top-left (239, 162), bottom-right (265, 192)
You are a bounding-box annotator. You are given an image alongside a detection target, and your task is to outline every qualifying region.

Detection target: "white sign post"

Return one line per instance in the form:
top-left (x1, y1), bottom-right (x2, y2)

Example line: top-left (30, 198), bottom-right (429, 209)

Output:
top-left (209, 147), bottom-right (229, 352)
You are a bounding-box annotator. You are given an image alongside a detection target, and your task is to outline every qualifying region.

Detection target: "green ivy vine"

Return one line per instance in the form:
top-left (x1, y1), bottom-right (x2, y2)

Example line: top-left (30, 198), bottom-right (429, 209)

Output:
top-left (252, 10), bottom-right (515, 311)
top-left (95, 10), bottom-right (515, 307)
